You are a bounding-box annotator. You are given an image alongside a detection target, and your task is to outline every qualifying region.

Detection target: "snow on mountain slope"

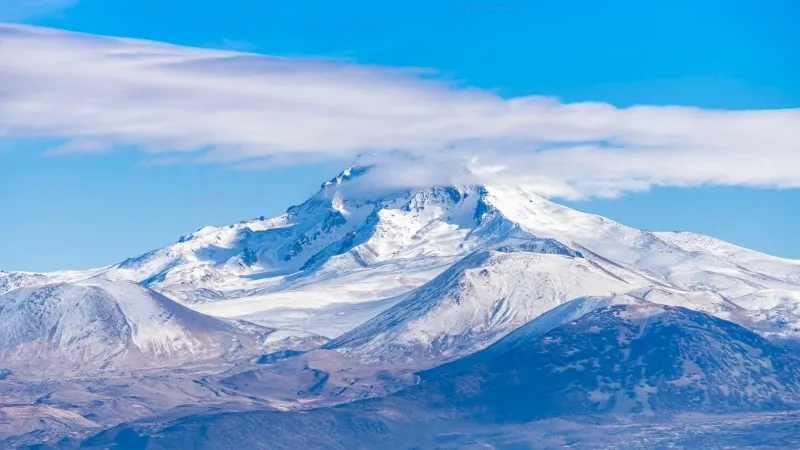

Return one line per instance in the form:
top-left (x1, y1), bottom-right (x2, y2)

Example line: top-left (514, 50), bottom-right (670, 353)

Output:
top-left (421, 294), bottom-right (651, 379)
top-left (724, 290), bottom-right (800, 341)
top-left (0, 271), bottom-right (51, 295)
top-left (656, 231), bottom-right (800, 282)
top-left (596, 288), bottom-right (800, 342)
top-left (620, 286), bottom-right (742, 318)
top-left (0, 268), bottom-right (111, 296)
top-left (0, 280), bottom-right (274, 375)
top-left (100, 176), bottom-right (800, 306)
top-left (84, 306), bottom-right (800, 450)
top-left (324, 248), bottom-right (632, 364)
top-left (5, 166), bottom-right (800, 345)
top-left (81, 171), bottom-right (506, 304)
top-left (405, 304), bottom-right (800, 421)
top-left (483, 185), bottom-right (800, 298)
top-left (732, 289), bottom-right (800, 312)
top-left (420, 285), bottom-right (795, 379)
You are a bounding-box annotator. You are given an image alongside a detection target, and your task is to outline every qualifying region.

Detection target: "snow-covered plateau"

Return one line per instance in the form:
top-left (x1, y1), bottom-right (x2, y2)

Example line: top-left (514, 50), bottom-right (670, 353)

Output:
top-left (3, 165), bottom-right (800, 448)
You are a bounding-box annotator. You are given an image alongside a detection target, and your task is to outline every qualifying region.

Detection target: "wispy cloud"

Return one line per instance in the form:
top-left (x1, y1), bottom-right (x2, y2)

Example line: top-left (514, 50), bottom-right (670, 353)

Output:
top-left (0, 0), bottom-right (78, 21)
top-left (1, 24), bottom-right (799, 199)
top-left (203, 38), bottom-right (260, 53)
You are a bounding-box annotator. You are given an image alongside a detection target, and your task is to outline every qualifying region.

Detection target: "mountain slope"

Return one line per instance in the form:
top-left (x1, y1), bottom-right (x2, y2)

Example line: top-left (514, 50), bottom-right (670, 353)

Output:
top-left (420, 294), bottom-right (650, 379)
top-left (79, 306), bottom-right (800, 450)
top-left (100, 178), bottom-right (800, 300)
top-left (483, 185), bottom-right (800, 298)
top-left (0, 271), bottom-right (51, 296)
top-left (404, 304), bottom-right (800, 421)
top-left (5, 166), bottom-right (800, 344)
top-left (324, 248), bottom-right (631, 364)
top-left (84, 173), bottom-right (504, 304)
top-left (0, 280), bottom-right (274, 375)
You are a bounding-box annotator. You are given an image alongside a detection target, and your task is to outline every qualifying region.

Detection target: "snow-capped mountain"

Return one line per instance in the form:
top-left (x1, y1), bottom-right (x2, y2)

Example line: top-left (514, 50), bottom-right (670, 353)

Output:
top-left (6, 166), bottom-right (800, 448)
top-left (5, 165), bottom-right (800, 358)
top-left (77, 305), bottom-right (800, 450)
top-left (420, 294), bottom-right (651, 378)
top-left (405, 304), bottom-right (800, 421)
top-left (0, 280), bottom-right (274, 375)
top-left (99, 180), bottom-right (535, 306)
top-left (0, 271), bottom-right (51, 296)
top-left (324, 249), bottom-right (632, 364)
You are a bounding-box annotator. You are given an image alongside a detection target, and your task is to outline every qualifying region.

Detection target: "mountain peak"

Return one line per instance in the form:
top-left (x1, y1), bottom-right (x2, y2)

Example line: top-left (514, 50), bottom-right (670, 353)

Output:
top-left (7, 166), bottom-right (800, 352)
top-left (0, 280), bottom-right (274, 375)
top-left (320, 164), bottom-right (372, 189)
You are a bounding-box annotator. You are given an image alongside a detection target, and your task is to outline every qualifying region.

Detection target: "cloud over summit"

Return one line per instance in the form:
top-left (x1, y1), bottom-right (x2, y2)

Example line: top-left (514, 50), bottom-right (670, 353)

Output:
top-left (1, 24), bottom-right (798, 198)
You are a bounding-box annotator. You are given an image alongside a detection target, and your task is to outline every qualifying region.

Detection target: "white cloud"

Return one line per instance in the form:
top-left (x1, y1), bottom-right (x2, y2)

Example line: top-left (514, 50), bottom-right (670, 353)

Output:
top-left (1, 24), bottom-right (799, 199)
top-left (202, 38), bottom-right (260, 53)
top-left (0, 0), bottom-right (78, 21)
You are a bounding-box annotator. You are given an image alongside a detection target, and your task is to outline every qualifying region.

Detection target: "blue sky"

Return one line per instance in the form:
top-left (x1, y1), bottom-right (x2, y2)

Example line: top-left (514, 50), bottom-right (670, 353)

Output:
top-left (1, 0), bottom-right (798, 271)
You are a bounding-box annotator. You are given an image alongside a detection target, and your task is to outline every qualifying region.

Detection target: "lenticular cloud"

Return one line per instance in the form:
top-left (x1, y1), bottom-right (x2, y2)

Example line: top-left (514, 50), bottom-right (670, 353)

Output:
top-left (1, 23), bottom-right (799, 198)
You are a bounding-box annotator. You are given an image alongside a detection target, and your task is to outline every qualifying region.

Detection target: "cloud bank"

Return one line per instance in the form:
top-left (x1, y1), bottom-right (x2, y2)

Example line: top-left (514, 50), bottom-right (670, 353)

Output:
top-left (1, 24), bottom-right (798, 198)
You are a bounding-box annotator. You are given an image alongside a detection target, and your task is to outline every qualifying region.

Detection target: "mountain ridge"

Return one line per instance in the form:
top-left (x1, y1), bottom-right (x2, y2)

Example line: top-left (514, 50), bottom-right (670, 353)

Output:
top-left (3, 166), bottom-right (800, 354)
top-left (77, 304), bottom-right (800, 450)
top-left (4, 167), bottom-right (800, 447)
top-left (0, 279), bottom-right (276, 375)
top-left (398, 303), bottom-right (800, 421)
